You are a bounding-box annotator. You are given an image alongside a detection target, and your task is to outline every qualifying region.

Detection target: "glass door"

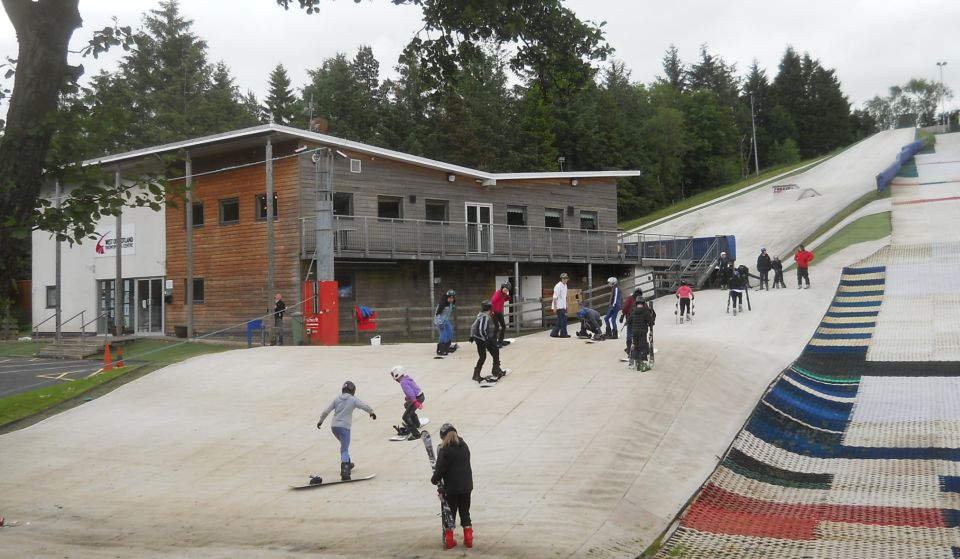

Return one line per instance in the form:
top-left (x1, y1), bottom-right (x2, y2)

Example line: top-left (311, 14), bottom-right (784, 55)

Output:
top-left (136, 278), bottom-right (164, 333)
top-left (466, 203), bottom-right (493, 254)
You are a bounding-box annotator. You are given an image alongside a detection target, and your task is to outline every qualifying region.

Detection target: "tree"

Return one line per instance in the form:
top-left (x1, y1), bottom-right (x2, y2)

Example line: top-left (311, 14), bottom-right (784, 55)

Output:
top-left (657, 44), bottom-right (685, 91)
top-left (264, 63), bottom-right (300, 125)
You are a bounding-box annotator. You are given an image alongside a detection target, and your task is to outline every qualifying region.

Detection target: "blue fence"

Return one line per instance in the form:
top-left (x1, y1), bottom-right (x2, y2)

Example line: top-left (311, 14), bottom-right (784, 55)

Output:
top-left (623, 234), bottom-right (736, 262)
top-left (876, 139), bottom-right (925, 192)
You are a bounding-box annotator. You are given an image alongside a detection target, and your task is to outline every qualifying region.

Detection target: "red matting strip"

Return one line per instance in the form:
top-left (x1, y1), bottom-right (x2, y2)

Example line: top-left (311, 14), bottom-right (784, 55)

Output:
top-left (892, 195), bottom-right (960, 206)
top-left (683, 484), bottom-right (946, 539)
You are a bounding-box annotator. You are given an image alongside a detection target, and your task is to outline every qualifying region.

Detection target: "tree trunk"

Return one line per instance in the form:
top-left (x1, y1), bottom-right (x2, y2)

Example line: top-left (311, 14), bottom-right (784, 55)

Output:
top-left (0, 0), bottom-right (82, 307)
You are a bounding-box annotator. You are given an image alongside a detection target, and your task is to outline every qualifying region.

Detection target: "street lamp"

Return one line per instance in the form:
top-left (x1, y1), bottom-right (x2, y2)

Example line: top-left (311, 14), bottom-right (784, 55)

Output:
top-left (937, 61), bottom-right (948, 131)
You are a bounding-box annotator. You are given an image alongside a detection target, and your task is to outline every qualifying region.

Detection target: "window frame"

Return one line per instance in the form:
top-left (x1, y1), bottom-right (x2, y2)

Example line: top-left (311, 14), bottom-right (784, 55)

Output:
top-left (424, 199), bottom-right (449, 222)
top-left (506, 205), bottom-right (528, 227)
top-left (255, 193), bottom-right (279, 221)
top-left (579, 210), bottom-right (598, 231)
top-left (46, 286), bottom-right (57, 309)
top-left (219, 198), bottom-right (240, 225)
top-left (377, 195), bottom-right (403, 220)
top-left (335, 272), bottom-right (355, 300)
top-left (185, 278), bottom-right (205, 304)
top-left (186, 201), bottom-right (204, 228)
top-left (333, 192), bottom-right (354, 217)
top-left (544, 207), bottom-right (564, 229)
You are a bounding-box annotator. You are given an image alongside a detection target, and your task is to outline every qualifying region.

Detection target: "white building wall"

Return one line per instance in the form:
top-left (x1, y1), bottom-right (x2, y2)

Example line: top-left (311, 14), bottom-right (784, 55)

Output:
top-left (32, 186), bottom-right (166, 334)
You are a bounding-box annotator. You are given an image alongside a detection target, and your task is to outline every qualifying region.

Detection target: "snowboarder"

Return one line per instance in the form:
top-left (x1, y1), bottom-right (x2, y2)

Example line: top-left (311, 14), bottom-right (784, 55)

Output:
top-left (490, 282), bottom-right (512, 347)
top-left (602, 277), bottom-right (621, 339)
top-left (576, 306), bottom-right (603, 340)
top-left (549, 273), bottom-right (570, 338)
top-left (274, 292), bottom-right (287, 345)
top-left (756, 249), bottom-right (772, 290)
top-left (619, 288), bottom-right (642, 357)
top-left (629, 298), bottom-right (656, 371)
top-left (431, 423), bottom-right (474, 550)
top-left (316, 380), bottom-right (377, 481)
top-left (717, 251), bottom-right (733, 289)
top-left (676, 281), bottom-right (694, 322)
top-left (794, 245), bottom-right (815, 289)
top-left (469, 300), bottom-right (506, 383)
top-left (728, 266), bottom-right (746, 314)
top-left (434, 289), bottom-right (458, 355)
top-left (391, 366), bottom-right (425, 440)
top-left (771, 256), bottom-right (786, 288)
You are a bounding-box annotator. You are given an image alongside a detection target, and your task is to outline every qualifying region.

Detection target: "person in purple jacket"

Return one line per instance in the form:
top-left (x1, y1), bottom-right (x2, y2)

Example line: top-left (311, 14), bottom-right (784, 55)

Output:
top-left (391, 365), bottom-right (426, 440)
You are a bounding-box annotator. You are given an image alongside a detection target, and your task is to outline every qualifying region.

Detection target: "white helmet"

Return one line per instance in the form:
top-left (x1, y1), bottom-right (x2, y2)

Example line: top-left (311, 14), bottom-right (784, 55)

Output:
top-left (390, 365), bottom-right (405, 380)
top-left (607, 276), bottom-right (617, 285)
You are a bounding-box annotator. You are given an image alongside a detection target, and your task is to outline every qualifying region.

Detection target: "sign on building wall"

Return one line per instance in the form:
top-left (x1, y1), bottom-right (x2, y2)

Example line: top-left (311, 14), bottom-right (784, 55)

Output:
top-left (94, 224), bottom-right (136, 257)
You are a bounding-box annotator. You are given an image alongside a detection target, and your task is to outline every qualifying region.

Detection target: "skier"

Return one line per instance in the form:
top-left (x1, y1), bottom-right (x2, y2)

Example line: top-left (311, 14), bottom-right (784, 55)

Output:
top-left (316, 380), bottom-right (377, 481)
top-left (619, 288), bottom-right (642, 357)
top-left (434, 289), bottom-right (458, 355)
top-left (794, 245), bottom-right (815, 289)
top-left (771, 256), bottom-right (786, 288)
top-left (469, 300), bottom-right (506, 383)
top-left (575, 306), bottom-right (604, 340)
top-left (717, 251), bottom-right (733, 289)
top-left (728, 266), bottom-right (746, 314)
top-left (676, 281), bottom-right (694, 322)
top-left (756, 248), bottom-right (772, 290)
top-left (391, 366), bottom-right (425, 440)
top-left (431, 423), bottom-right (474, 549)
top-left (602, 277), bottom-right (621, 339)
top-left (490, 282), bottom-right (512, 347)
top-left (629, 298), bottom-right (656, 370)
top-left (549, 272), bottom-right (570, 338)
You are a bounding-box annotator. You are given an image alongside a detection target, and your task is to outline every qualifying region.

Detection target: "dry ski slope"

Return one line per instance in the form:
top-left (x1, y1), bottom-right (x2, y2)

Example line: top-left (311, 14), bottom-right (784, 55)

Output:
top-left (0, 133), bottom-right (908, 558)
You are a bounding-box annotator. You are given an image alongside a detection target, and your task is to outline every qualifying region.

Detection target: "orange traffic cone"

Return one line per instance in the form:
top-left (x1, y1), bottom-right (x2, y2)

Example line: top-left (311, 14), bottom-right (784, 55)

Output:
top-left (104, 343), bottom-right (113, 371)
top-left (116, 345), bottom-right (124, 369)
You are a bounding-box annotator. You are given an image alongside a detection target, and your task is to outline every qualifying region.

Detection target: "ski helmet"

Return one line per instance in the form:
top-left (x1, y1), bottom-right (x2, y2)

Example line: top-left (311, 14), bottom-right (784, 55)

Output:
top-left (480, 300), bottom-right (492, 312)
top-left (342, 381), bottom-right (356, 395)
top-left (720, 251), bottom-right (726, 256)
top-left (439, 422), bottom-right (457, 438)
top-left (577, 309), bottom-right (586, 318)
top-left (390, 365), bottom-right (405, 380)
top-left (633, 288), bottom-right (642, 297)
top-left (760, 248), bottom-right (767, 253)
top-left (607, 276), bottom-right (617, 285)
top-left (445, 289), bottom-right (456, 297)
top-left (501, 282), bottom-right (511, 290)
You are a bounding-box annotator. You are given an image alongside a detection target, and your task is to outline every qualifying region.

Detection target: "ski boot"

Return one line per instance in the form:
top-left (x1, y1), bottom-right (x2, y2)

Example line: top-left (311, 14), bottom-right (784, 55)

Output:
top-left (738, 305), bottom-right (743, 312)
top-left (610, 330), bottom-right (618, 339)
top-left (309, 475), bottom-right (323, 486)
top-left (448, 343), bottom-right (459, 353)
top-left (444, 529), bottom-right (458, 549)
top-left (348, 462), bottom-right (355, 473)
top-left (436, 343), bottom-right (444, 356)
top-left (576, 331), bottom-right (590, 338)
top-left (340, 462), bottom-right (351, 481)
top-left (464, 526), bottom-right (473, 548)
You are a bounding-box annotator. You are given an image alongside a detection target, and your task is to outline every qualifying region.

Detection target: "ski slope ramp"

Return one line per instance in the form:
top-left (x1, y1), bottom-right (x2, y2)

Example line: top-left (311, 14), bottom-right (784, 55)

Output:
top-left (0, 132), bottom-right (910, 558)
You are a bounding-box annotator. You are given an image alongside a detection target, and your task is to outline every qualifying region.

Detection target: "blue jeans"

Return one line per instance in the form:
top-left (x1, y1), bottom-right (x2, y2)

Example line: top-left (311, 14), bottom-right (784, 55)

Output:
top-left (437, 321), bottom-right (453, 344)
top-left (332, 426), bottom-right (351, 463)
top-left (551, 309), bottom-right (568, 336)
top-left (604, 305), bottom-right (621, 334)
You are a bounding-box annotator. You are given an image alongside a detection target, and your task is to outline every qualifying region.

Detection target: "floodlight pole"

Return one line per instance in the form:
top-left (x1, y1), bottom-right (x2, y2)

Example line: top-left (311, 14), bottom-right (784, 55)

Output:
top-left (937, 61), bottom-right (948, 131)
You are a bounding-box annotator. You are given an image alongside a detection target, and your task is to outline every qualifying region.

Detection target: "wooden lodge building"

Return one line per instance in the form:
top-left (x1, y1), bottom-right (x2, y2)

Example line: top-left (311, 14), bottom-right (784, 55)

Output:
top-left (32, 124), bottom-right (641, 341)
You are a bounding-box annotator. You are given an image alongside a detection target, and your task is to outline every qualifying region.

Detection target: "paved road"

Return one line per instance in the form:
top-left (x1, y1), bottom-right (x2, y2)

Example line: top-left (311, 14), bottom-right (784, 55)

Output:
top-left (0, 357), bottom-right (103, 398)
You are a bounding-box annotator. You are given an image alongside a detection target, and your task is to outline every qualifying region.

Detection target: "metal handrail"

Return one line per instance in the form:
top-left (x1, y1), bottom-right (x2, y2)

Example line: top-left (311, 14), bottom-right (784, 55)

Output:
top-left (58, 310), bottom-right (85, 330)
top-left (31, 314), bottom-right (56, 339)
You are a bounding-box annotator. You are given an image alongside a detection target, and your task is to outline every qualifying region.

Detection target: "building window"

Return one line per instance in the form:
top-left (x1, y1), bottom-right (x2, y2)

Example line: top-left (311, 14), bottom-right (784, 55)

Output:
top-left (545, 208), bottom-right (563, 229)
top-left (335, 273), bottom-right (354, 300)
top-left (46, 286), bottom-right (57, 309)
top-left (350, 159), bottom-right (362, 173)
top-left (255, 193), bottom-right (279, 220)
top-left (377, 196), bottom-right (403, 219)
top-left (425, 199), bottom-right (449, 222)
top-left (579, 210), bottom-right (598, 231)
top-left (333, 192), bottom-right (353, 216)
top-left (186, 201), bottom-right (204, 228)
top-left (506, 205), bottom-right (527, 226)
top-left (184, 278), bottom-right (205, 303)
top-left (219, 198), bottom-right (240, 225)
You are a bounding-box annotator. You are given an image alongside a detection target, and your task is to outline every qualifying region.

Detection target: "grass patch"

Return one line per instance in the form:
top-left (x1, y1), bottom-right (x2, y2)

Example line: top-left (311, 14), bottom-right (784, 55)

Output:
top-left (0, 340), bottom-right (43, 357)
top-left (787, 188), bottom-right (890, 262)
top-left (120, 338), bottom-right (236, 364)
top-left (811, 212), bottom-right (892, 266)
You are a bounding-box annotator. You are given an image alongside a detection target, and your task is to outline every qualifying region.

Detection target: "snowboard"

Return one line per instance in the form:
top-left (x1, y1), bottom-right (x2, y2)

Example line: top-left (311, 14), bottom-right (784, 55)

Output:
top-left (389, 418), bottom-right (430, 441)
top-left (499, 338), bottom-right (516, 347)
top-left (290, 473), bottom-right (376, 490)
top-left (422, 431), bottom-right (456, 547)
top-left (480, 368), bottom-right (512, 388)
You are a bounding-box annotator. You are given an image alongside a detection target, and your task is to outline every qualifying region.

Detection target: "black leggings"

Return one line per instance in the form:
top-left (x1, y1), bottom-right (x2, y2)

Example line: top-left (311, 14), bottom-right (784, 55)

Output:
top-left (631, 327), bottom-right (649, 360)
top-left (729, 291), bottom-right (742, 306)
top-left (473, 339), bottom-right (502, 377)
top-left (403, 393), bottom-right (425, 437)
top-left (797, 267), bottom-right (810, 286)
top-left (493, 312), bottom-right (506, 343)
top-left (678, 298), bottom-right (691, 315)
top-left (444, 492), bottom-right (472, 527)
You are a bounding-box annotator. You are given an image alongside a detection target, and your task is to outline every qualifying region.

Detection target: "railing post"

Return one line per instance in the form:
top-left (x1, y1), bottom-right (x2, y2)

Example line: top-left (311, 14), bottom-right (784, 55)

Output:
top-left (405, 306), bottom-right (411, 338)
top-left (441, 222), bottom-right (446, 257)
top-left (80, 311), bottom-right (85, 355)
top-left (364, 218), bottom-right (370, 258)
top-left (416, 220), bottom-right (421, 259)
top-left (567, 228), bottom-right (572, 260)
top-left (507, 225), bottom-right (513, 258)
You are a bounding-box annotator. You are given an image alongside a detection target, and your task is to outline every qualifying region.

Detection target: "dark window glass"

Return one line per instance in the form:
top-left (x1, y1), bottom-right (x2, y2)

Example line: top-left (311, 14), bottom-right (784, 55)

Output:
top-left (188, 201), bottom-right (204, 227)
top-left (377, 196), bottom-right (402, 219)
top-left (185, 278), bottom-right (205, 303)
top-left (333, 192), bottom-right (353, 216)
top-left (335, 273), bottom-right (354, 300)
top-left (256, 194), bottom-right (279, 220)
top-left (579, 211), bottom-right (598, 231)
top-left (425, 200), bottom-right (448, 222)
top-left (545, 208), bottom-right (563, 228)
top-left (507, 205), bottom-right (527, 226)
top-left (220, 198), bottom-right (240, 224)
top-left (46, 286), bottom-right (57, 308)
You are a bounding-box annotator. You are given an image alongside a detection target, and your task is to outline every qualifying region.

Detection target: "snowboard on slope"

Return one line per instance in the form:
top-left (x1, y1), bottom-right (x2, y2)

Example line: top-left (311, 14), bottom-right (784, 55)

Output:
top-left (290, 473), bottom-right (376, 490)
top-left (479, 368), bottom-right (512, 388)
top-left (388, 417), bottom-right (430, 441)
top-left (422, 431), bottom-right (456, 548)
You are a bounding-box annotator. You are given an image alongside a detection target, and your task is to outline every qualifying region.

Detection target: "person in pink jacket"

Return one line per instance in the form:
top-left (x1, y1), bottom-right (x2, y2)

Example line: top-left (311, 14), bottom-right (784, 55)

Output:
top-left (676, 281), bottom-right (694, 322)
top-left (794, 245), bottom-right (815, 289)
top-left (490, 282), bottom-right (512, 347)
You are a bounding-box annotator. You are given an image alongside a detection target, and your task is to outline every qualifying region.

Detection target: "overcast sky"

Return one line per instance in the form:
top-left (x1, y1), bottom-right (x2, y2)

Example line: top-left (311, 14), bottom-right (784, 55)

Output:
top-left (1, 0), bottom-right (958, 121)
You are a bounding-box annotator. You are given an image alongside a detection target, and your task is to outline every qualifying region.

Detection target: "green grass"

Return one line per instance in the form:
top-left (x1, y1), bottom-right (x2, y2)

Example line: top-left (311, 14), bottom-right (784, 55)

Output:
top-left (119, 338), bottom-right (236, 363)
top-left (619, 158), bottom-right (829, 232)
top-left (811, 211), bottom-right (891, 266)
top-left (0, 340), bottom-right (43, 357)
top-left (786, 188), bottom-right (891, 263)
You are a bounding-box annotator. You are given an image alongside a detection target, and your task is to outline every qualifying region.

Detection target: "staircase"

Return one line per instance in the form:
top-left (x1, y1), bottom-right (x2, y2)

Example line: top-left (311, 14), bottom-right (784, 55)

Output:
top-left (36, 336), bottom-right (107, 360)
top-left (652, 237), bottom-right (721, 296)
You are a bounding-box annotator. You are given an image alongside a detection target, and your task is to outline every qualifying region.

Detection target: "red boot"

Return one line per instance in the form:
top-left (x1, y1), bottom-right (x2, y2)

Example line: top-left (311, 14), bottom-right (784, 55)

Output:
top-left (443, 529), bottom-right (457, 549)
top-left (463, 526), bottom-right (473, 548)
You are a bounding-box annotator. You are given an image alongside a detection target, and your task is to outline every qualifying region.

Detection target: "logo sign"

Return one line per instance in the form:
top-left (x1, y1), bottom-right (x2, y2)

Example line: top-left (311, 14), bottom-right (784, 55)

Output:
top-left (94, 224), bottom-right (136, 257)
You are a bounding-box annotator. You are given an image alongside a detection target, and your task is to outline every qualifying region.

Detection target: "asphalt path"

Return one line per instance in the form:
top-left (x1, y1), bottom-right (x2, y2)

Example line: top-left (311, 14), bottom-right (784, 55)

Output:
top-left (0, 357), bottom-right (103, 398)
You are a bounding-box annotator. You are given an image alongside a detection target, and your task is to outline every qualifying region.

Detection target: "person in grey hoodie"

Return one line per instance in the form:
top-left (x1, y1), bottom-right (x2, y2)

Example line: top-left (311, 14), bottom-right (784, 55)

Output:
top-left (317, 380), bottom-right (377, 481)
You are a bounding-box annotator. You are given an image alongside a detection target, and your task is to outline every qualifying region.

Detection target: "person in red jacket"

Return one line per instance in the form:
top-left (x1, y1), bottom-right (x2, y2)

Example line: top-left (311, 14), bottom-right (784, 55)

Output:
top-left (794, 245), bottom-right (815, 289)
top-left (490, 282), bottom-right (511, 347)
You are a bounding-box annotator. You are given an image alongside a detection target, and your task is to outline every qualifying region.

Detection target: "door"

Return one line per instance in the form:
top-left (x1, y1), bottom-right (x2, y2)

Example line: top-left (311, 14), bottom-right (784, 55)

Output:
top-left (520, 275), bottom-right (543, 327)
top-left (466, 203), bottom-right (493, 254)
top-left (136, 278), bottom-right (164, 333)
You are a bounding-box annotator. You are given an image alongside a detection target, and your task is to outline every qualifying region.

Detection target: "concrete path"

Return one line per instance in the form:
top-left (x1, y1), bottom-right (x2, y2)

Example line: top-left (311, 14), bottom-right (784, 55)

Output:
top-left (0, 132), bottom-right (911, 558)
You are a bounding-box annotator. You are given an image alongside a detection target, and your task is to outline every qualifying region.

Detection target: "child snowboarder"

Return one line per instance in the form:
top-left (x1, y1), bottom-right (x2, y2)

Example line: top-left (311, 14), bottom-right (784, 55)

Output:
top-left (629, 299), bottom-right (656, 371)
top-left (431, 423), bottom-right (474, 549)
top-left (490, 283), bottom-right (512, 347)
top-left (771, 256), bottom-right (786, 288)
top-left (316, 380), bottom-right (377, 481)
top-left (576, 306), bottom-right (604, 340)
top-left (469, 300), bottom-right (506, 383)
top-left (391, 366), bottom-right (425, 440)
top-left (603, 277), bottom-right (622, 339)
top-left (434, 289), bottom-right (458, 356)
top-left (728, 266), bottom-right (746, 315)
top-left (676, 281), bottom-right (694, 322)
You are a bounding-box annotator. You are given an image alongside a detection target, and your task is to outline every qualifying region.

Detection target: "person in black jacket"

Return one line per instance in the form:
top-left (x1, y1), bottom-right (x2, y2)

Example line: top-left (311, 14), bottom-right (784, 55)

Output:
top-left (274, 293), bottom-right (286, 345)
top-left (756, 249), bottom-right (772, 290)
top-left (469, 301), bottom-right (505, 383)
top-left (431, 423), bottom-right (474, 549)
top-left (628, 299), bottom-right (656, 371)
top-left (771, 256), bottom-right (786, 288)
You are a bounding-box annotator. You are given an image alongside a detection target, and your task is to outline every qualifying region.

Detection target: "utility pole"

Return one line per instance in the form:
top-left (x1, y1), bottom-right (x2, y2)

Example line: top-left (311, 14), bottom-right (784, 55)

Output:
top-left (937, 61), bottom-right (948, 131)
